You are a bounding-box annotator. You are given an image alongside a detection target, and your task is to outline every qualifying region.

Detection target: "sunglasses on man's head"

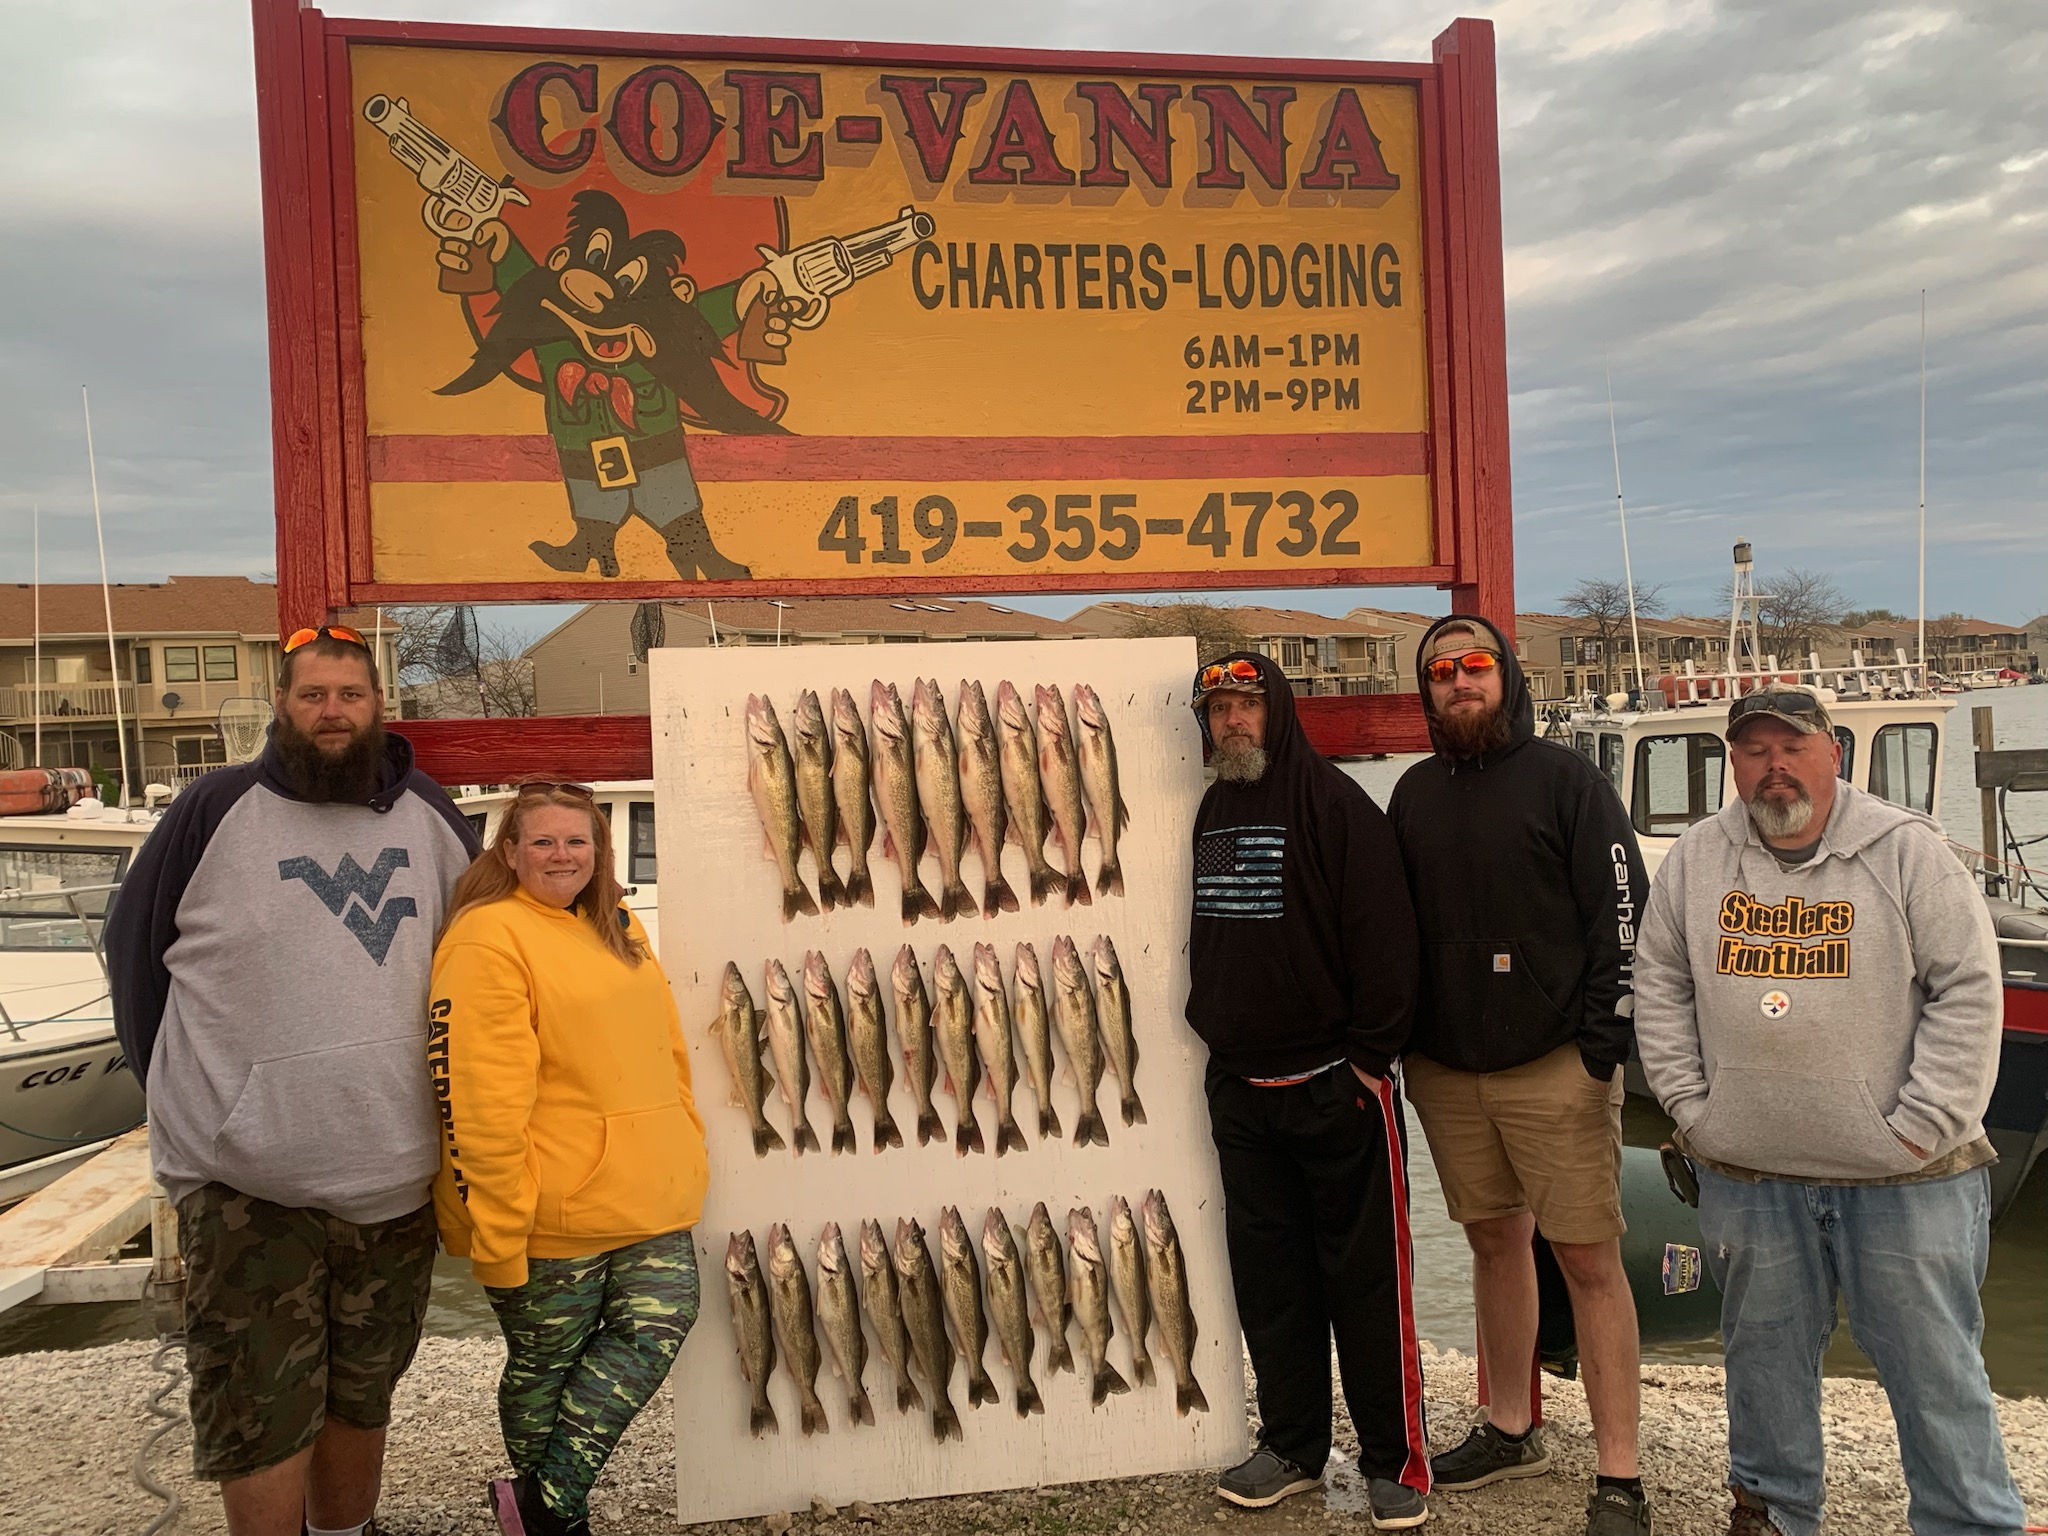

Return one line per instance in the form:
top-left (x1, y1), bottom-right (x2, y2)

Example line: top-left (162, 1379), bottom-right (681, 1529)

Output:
top-left (1196, 659), bottom-right (1262, 692)
top-left (1729, 688), bottom-right (1824, 722)
top-left (283, 624), bottom-right (369, 655)
top-left (1423, 650), bottom-right (1500, 684)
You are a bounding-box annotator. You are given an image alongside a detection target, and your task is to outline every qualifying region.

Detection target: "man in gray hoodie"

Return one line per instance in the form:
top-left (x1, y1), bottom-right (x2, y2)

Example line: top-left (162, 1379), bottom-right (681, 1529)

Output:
top-left (1634, 686), bottom-right (2023, 1536)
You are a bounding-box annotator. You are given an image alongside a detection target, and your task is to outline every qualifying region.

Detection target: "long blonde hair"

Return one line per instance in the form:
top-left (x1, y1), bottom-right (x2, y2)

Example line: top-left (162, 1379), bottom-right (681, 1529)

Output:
top-left (444, 787), bottom-right (646, 966)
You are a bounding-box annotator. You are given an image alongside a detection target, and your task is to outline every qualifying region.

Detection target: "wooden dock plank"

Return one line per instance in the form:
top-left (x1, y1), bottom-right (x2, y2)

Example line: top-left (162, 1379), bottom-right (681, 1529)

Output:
top-left (0, 1127), bottom-right (154, 1270)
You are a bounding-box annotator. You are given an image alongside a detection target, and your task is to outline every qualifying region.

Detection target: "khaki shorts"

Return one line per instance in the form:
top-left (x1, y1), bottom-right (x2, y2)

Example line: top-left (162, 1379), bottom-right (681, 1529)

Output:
top-left (1403, 1043), bottom-right (1625, 1244)
top-left (178, 1184), bottom-right (437, 1481)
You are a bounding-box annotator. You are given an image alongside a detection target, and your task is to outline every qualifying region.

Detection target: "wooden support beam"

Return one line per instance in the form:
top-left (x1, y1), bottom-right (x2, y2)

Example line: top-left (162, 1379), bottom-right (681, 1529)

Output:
top-left (0, 1127), bottom-right (154, 1273)
top-left (31, 1258), bottom-right (155, 1306)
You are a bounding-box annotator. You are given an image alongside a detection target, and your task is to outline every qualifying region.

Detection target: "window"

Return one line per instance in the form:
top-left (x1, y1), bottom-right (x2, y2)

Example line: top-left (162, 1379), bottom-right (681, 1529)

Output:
top-left (463, 811), bottom-right (488, 839)
top-left (0, 845), bottom-right (129, 950)
top-left (1574, 730), bottom-right (1598, 764)
top-left (1317, 637), bottom-right (1339, 671)
top-left (174, 736), bottom-right (227, 767)
top-left (1834, 726), bottom-right (1856, 784)
top-left (1559, 637), bottom-right (1576, 664)
top-left (163, 646), bottom-right (199, 683)
top-left (1564, 671), bottom-right (1577, 695)
top-left (1279, 638), bottom-right (1305, 670)
top-left (1631, 733), bottom-right (1727, 835)
top-left (1869, 723), bottom-right (1937, 814)
top-left (1598, 733), bottom-right (1624, 792)
top-left (628, 802), bottom-right (658, 884)
top-left (132, 648), bottom-right (152, 684)
top-left (203, 646), bottom-right (237, 681)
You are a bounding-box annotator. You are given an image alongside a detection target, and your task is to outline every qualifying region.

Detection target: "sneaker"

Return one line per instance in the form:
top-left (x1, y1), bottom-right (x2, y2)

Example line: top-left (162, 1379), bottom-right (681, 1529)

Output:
top-left (1586, 1485), bottom-right (1652, 1535)
top-left (1727, 1487), bottom-right (1782, 1536)
top-left (1368, 1477), bottom-right (1430, 1530)
top-left (1430, 1422), bottom-right (1552, 1491)
top-left (1216, 1447), bottom-right (1323, 1508)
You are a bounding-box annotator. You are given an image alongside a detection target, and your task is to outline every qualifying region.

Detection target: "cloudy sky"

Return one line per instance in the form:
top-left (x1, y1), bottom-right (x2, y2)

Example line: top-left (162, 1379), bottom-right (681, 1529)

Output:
top-left (3, 0), bottom-right (2042, 633)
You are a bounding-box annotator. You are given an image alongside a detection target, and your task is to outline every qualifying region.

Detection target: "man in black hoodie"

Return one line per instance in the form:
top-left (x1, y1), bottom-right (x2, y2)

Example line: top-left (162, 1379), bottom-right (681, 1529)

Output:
top-left (1184, 652), bottom-right (1431, 1530)
top-left (1388, 617), bottom-right (1651, 1536)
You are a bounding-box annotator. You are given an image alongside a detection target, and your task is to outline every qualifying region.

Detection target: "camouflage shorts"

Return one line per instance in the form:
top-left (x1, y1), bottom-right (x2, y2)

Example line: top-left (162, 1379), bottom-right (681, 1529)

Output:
top-left (178, 1183), bottom-right (438, 1481)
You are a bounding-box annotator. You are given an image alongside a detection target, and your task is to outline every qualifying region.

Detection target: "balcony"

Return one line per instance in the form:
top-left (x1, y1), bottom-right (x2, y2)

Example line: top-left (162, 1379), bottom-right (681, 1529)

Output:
top-left (0, 684), bottom-right (139, 723)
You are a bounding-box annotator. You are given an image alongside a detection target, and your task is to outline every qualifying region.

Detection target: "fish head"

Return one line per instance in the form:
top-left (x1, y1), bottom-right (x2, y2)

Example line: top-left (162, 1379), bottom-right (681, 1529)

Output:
top-left (801, 949), bottom-right (834, 1000)
top-left (1012, 942), bottom-right (1043, 993)
top-left (1033, 684), bottom-right (1069, 742)
top-left (1091, 934), bottom-right (1121, 980)
top-left (719, 960), bottom-right (750, 1010)
top-left (870, 680), bottom-right (907, 743)
top-left (971, 942), bottom-right (1001, 992)
top-left (1073, 682), bottom-right (1107, 732)
top-left (939, 1205), bottom-right (971, 1262)
top-left (911, 677), bottom-right (950, 744)
top-left (996, 679), bottom-right (1032, 735)
top-left (791, 689), bottom-right (828, 751)
top-left (1067, 1208), bottom-right (1102, 1264)
top-left (765, 1222), bottom-right (799, 1275)
top-left (1142, 1190), bottom-right (1178, 1251)
top-left (745, 694), bottom-right (781, 749)
top-left (829, 687), bottom-right (866, 749)
top-left (959, 678), bottom-right (990, 726)
top-left (933, 943), bottom-right (963, 992)
top-left (893, 1216), bottom-right (926, 1276)
top-left (890, 943), bottom-right (922, 995)
top-left (764, 957), bottom-right (796, 1006)
top-left (725, 1229), bottom-right (757, 1279)
top-left (1109, 1195), bottom-right (1137, 1243)
top-left (859, 1219), bottom-right (890, 1279)
top-left (816, 1221), bottom-right (846, 1275)
top-left (846, 947), bottom-right (877, 998)
top-left (1051, 935), bottom-right (1088, 990)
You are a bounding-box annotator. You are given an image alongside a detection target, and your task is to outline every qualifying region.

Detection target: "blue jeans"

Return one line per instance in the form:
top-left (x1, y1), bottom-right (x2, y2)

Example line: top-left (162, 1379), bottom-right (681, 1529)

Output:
top-left (1697, 1166), bottom-right (2024, 1536)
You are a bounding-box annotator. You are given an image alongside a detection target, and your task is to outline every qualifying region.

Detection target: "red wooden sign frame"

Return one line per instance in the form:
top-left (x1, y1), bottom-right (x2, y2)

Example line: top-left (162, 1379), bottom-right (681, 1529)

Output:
top-left (254, 1), bottom-right (1511, 770)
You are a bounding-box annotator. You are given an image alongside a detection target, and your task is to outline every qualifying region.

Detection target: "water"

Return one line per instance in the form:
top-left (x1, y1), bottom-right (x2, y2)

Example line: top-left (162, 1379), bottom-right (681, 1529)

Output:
top-left (6, 690), bottom-right (2045, 1394)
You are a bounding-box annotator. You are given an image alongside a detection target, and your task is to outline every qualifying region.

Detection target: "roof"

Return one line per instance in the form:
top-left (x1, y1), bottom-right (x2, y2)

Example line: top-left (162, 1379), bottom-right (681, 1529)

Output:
top-left (1855, 616), bottom-right (2030, 637)
top-left (1070, 600), bottom-right (1393, 638)
top-left (534, 596), bottom-right (1087, 652)
top-left (0, 577), bottom-right (280, 642)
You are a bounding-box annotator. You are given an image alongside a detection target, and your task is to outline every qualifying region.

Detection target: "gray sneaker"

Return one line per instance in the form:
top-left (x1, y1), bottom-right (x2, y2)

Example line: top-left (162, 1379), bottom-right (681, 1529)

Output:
top-left (1368, 1478), bottom-right (1429, 1530)
top-left (1216, 1448), bottom-right (1323, 1508)
top-left (1586, 1485), bottom-right (1652, 1535)
top-left (1430, 1422), bottom-right (1552, 1491)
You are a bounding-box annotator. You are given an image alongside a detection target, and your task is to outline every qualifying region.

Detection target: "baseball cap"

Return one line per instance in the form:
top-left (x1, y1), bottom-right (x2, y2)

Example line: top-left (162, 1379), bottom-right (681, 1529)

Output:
top-left (1725, 685), bottom-right (1833, 741)
top-left (1192, 657), bottom-right (1265, 709)
top-left (1424, 623), bottom-right (1501, 662)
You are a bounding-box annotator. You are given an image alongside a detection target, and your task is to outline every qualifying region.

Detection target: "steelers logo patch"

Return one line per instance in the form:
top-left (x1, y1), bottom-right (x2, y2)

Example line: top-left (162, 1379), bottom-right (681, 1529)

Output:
top-left (1759, 990), bottom-right (1792, 1019)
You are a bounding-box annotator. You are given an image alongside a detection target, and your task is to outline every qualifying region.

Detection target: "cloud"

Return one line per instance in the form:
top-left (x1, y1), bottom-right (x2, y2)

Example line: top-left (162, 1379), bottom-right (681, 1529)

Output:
top-left (2, 0), bottom-right (2041, 630)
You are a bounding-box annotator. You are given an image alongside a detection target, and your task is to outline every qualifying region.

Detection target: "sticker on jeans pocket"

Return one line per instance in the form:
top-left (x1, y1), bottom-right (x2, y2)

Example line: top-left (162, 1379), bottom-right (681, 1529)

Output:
top-left (1492, 952), bottom-right (1511, 973)
top-left (1662, 1243), bottom-right (1703, 1295)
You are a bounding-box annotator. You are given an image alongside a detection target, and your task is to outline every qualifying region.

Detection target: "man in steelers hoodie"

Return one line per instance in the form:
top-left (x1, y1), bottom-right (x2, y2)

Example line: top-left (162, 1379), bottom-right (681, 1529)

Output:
top-left (1183, 652), bottom-right (1431, 1528)
top-left (1388, 616), bottom-right (1652, 1536)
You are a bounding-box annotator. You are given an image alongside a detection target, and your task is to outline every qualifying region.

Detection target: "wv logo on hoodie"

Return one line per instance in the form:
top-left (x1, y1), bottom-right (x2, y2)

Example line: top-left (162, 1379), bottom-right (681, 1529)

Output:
top-left (278, 848), bottom-right (417, 965)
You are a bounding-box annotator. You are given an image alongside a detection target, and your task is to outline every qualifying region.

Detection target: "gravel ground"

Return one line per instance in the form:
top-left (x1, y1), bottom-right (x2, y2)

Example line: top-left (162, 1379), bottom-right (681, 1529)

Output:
top-left (2, 1337), bottom-right (2042, 1536)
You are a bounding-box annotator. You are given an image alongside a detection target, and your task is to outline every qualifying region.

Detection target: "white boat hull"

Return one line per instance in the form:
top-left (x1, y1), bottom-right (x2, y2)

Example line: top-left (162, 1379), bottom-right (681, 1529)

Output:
top-left (0, 1033), bottom-right (144, 1171)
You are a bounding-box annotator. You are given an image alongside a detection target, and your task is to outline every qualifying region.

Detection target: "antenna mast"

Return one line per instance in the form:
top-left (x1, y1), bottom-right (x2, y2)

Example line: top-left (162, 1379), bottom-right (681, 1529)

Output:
top-left (1607, 369), bottom-right (1648, 700)
top-left (82, 388), bottom-right (133, 809)
top-left (31, 504), bottom-right (43, 768)
top-left (1916, 290), bottom-right (1927, 689)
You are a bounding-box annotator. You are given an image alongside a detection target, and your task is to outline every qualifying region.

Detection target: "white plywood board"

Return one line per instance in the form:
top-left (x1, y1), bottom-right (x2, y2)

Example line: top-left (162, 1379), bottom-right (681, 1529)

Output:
top-left (652, 637), bottom-right (1245, 1524)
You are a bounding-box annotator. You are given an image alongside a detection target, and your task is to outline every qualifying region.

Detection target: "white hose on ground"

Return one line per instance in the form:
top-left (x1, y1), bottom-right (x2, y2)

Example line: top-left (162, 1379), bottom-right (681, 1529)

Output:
top-left (133, 1338), bottom-right (186, 1535)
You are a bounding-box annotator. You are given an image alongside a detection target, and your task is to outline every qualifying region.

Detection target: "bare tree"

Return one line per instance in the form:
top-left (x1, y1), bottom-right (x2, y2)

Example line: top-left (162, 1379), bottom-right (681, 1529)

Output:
top-left (1115, 601), bottom-right (1252, 666)
top-left (388, 605), bottom-right (537, 718)
top-left (1754, 567), bottom-right (1850, 663)
top-left (1557, 577), bottom-right (1667, 680)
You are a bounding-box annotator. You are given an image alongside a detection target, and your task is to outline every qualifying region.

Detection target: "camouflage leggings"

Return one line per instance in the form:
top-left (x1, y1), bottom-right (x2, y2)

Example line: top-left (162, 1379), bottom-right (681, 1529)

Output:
top-left (484, 1231), bottom-right (700, 1521)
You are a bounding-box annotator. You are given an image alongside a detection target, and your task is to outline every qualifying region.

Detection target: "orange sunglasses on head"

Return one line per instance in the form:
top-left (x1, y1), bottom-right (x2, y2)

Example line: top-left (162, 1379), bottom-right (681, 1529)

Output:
top-left (283, 624), bottom-right (369, 654)
top-left (1196, 658), bottom-right (1262, 692)
top-left (1423, 649), bottom-right (1500, 684)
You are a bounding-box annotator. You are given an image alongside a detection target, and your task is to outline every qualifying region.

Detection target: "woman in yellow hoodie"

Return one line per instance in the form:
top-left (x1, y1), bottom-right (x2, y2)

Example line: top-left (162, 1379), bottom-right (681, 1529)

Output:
top-left (429, 782), bottom-right (706, 1536)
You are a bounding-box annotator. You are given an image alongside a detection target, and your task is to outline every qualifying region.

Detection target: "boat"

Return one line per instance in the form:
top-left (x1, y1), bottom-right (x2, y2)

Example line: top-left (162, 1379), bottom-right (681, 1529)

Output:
top-left (452, 781), bottom-right (661, 942)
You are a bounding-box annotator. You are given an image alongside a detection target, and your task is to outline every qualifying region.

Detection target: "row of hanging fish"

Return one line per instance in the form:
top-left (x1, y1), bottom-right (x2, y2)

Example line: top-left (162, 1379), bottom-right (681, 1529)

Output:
top-left (712, 936), bottom-right (1146, 1160)
top-left (745, 680), bottom-right (1130, 925)
top-left (723, 1192), bottom-right (1206, 1445)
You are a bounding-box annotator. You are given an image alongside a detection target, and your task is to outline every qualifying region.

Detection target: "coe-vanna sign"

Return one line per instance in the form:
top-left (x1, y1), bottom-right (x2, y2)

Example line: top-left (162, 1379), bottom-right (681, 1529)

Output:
top-left (254, 3), bottom-right (1515, 627)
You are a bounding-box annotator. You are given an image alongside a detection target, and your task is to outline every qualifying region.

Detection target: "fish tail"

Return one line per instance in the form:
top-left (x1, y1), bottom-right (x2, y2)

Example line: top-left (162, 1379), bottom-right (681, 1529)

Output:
top-left (896, 1373), bottom-right (924, 1414)
top-left (873, 1111), bottom-right (904, 1151)
top-left (784, 882), bottom-right (820, 921)
top-left (902, 879), bottom-right (941, 925)
top-left (1133, 1350), bottom-right (1155, 1387)
top-left (1038, 1104), bottom-right (1062, 1140)
top-left (934, 1399), bottom-right (964, 1443)
top-left (1177, 1373), bottom-right (1210, 1416)
top-left (956, 1117), bottom-right (986, 1156)
top-left (1091, 1361), bottom-right (1131, 1406)
top-left (944, 879), bottom-right (977, 920)
top-left (1122, 1089), bottom-right (1148, 1127)
top-left (1074, 1108), bottom-right (1109, 1148)
top-left (1027, 862), bottom-right (1064, 906)
top-left (969, 1369), bottom-right (1000, 1408)
top-left (831, 1116), bottom-right (857, 1156)
top-left (849, 1387), bottom-right (876, 1426)
top-left (1015, 1376), bottom-right (1045, 1417)
top-left (1066, 869), bottom-right (1093, 907)
top-left (983, 872), bottom-right (1020, 918)
top-left (751, 1121), bottom-right (786, 1158)
top-left (1096, 858), bottom-right (1123, 898)
top-left (844, 866), bottom-right (875, 908)
top-left (916, 1108), bottom-right (945, 1147)
top-left (750, 1398), bottom-right (779, 1437)
top-left (800, 1393), bottom-right (829, 1436)
top-left (1050, 1336), bottom-right (1076, 1375)
top-left (817, 868), bottom-right (848, 910)
top-left (997, 1118), bottom-right (1029, 1156)
top-left (794, 1118), bottom-right (821, 1155)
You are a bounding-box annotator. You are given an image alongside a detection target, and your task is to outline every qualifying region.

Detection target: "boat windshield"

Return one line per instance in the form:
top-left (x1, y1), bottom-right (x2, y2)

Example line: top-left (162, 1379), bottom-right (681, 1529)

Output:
top-left (1869, 722), bottom-right (1939, 815)
top-left (0, 846), bottom-right (129, 950)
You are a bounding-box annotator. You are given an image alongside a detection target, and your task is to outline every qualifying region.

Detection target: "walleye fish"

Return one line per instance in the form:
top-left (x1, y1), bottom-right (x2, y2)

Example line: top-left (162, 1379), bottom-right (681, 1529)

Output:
top-left (891, 945), bottom-right (945, 1148)
top-left (713, 962), bottom-right (784, 1158)
top-left (725, 1231), bottom-right (778, 1436)
top-left (815, 1222), bottom-right (875, 1427)
top-left (1067, 1207), bottom-right (1131, 1407)
top-left (763, 958), bottom-right (820, 1155)
top-left (1034, 684), bottom-right (1093, 908)
top-left (1107, 1195), bottom-right (1155, 1388)
top-left (1143, 1190), bottom-right (1209, 1415)
top-left (869, 680), bottom-right (941, 925)
top-left (955, 680), bottom-right (1019, 918)
top-left (1049, 935), bottom-right (1110, 1147)
top-left (1024, 1202), bottom-right (1076, 1377)
top-left (746, 694), bottom-right (819, 921)
top-left (844, 948), bottom-right (903, 1152)
top-left (829, 687), bottom-right (878, 908)
top-left (939, 1206), bottom-right (999, 1409)
top-left (912, 678), bottom-right (977, 921)
top-left (859, 1217), bottom-right (922, 1415)
top-left (765, 1222), bottom-right (829, 1436)
top-left (1091, 935), bottom-right (1147, 1127)
top-left (1073, 683), bottom-right (1131, 899)
top-left (931, 945), bottom-right (985, 1156)
top-left (980, 1209), bottom-right (1044, 1418)
top-left (801, 951), bottom-right (859, 1156)
top-left (892, 1217), bottom-right (963, 1443)
top-left (790, 688), bottom-right (848, 911)
top-left (994, 680), bottom-right (1064, 906)
top-left (1011, 942), bottom-right (1061, 1141)
top-left (970, 943), bottom-right (1028, 1155)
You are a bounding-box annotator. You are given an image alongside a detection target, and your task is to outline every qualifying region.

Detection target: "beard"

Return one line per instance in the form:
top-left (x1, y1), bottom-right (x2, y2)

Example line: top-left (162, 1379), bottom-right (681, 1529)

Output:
top-left (272, 714), bottom-right (387, 804)
top-left (1212, 738), bottom-right (1270, 783)
top-left (1748, 780), bottom-right (1816, 840)
top-left (1436, 697), bottom-right (1513, 759)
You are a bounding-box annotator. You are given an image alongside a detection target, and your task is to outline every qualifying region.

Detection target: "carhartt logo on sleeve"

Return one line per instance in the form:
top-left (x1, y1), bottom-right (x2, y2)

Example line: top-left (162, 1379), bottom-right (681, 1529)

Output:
top-left (277, 848), bottom-right (418, 964)
top-left (1195, 826), bottom-right (1286, 918)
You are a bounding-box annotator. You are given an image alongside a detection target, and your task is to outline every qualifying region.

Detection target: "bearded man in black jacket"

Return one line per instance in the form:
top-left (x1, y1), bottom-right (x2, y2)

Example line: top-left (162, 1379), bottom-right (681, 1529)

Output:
top-left (1388, 617), bottom-right (1652, 1536)
top-left (1184, 652), bottom-right (1432, 1531)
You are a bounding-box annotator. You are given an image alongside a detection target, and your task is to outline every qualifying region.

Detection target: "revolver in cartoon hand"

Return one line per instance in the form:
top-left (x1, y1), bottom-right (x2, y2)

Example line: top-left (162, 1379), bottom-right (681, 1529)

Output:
top-left (362, 94), bottom-right (530, 292)
top-left (740, 206), bottom-right (937, 362)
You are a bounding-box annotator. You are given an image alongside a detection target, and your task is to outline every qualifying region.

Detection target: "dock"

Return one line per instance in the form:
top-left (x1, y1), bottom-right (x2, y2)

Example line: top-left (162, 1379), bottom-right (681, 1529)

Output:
top-left (0, 1127), bottom-right (172, 1311)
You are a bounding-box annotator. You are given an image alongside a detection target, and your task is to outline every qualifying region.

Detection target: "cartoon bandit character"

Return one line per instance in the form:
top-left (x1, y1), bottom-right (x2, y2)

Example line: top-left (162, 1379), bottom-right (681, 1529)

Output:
top-left (436, 190), bottom-right (793, 581)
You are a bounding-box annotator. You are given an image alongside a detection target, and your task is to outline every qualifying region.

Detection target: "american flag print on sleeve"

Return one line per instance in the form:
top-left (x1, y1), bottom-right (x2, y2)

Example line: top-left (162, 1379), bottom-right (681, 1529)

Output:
top-left (1194, 826), bottom-right (1287, 918)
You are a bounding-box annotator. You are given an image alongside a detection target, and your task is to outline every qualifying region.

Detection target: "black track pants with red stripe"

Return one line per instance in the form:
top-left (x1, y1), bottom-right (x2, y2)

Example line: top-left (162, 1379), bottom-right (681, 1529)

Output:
top-left (1205, 1061), bottom-right (1431, 1491)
